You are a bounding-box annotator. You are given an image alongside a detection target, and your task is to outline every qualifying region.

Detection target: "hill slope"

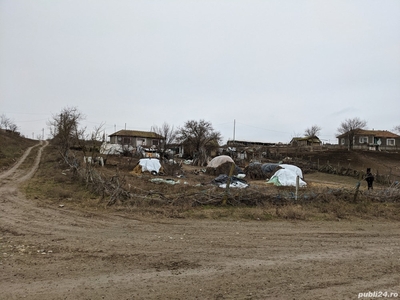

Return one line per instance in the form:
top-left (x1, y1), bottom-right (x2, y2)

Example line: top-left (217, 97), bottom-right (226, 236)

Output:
top-left (302, 148), bottom-right (400, 181)
top-left (0, 129), bottom-right (38, 170)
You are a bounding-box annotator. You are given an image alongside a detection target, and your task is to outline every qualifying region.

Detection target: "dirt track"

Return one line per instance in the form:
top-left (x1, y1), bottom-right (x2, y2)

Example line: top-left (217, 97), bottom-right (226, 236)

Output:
top-left (1, 142), bottom-right (400, 300)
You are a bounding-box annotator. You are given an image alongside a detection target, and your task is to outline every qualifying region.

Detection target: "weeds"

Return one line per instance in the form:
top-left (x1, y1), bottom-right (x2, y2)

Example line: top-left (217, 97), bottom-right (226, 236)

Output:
top-left (21, 142), bottom-right (400, 221)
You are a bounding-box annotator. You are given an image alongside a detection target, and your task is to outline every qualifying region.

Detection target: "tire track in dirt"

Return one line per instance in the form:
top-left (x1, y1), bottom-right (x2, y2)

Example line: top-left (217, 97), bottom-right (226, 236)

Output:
top-left (0, 140), bottom-right (119, 237)
top-left (14, 140), bottom-right (48, 184)
top-left (0, 142), bottom-right (42, 186)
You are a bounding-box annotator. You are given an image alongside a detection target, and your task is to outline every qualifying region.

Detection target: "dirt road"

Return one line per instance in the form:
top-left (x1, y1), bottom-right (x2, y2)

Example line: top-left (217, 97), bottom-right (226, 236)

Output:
top-left (1, 142), bottom-right (399, 300)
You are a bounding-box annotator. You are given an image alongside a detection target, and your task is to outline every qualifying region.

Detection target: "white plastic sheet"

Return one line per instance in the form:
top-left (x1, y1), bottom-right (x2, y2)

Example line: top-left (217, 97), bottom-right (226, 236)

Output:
top-left (268, 169), bottom-right (307, 187)
top-left (279, 164), bottom-right (304, 178)
top-left (207, 155), bottom-right (234, 168)
top-left (139, 158), bottom-right (161, 173)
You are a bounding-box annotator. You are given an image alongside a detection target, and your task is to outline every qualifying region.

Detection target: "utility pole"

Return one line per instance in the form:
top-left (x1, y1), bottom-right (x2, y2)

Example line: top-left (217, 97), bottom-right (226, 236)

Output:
top-left (233, 119), bottom-right (236, 142)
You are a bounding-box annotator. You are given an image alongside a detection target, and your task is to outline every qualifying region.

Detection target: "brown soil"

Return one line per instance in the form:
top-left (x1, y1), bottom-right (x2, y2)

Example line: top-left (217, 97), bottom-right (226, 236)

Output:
top-left (1, 143), bottom-right (399, 299)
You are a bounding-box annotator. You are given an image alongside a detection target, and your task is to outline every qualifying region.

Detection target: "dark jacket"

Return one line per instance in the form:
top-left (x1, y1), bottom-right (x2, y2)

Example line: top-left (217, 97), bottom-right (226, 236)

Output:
top-left (365, 172), bottom-right (374, 184)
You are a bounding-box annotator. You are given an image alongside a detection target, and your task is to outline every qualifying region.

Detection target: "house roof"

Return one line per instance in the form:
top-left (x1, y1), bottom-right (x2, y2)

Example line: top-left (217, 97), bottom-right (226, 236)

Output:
top-left (337, 129), bottom-right (400, 139)
top-left (226, 140), bottom-right (276, 147)
top-left (290, 136), bottom-right (321, 143)
top-left (109, 130), bottom-right (164, 139)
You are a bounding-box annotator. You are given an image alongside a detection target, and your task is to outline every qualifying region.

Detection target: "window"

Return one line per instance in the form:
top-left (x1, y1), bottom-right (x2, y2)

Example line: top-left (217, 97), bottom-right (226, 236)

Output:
top-left (387, 139), bottom-right (395, 146)
top-left (359, 136), bottom-right (368, 144)
top-left (152, 139), bottom-right (159, 146)
top-left (123, 137), bottom-right (130, 144)
top-left (341, 138), bottom-right (345, 145)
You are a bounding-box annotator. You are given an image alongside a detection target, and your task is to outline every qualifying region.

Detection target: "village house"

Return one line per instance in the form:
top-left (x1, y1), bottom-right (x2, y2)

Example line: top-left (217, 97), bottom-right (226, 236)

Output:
top-left (109, 130), bottom-right (164, 148)
top-left (337, 129), bottom-right (400, 151)
top-left (290, 136), bottom-right (322, 147)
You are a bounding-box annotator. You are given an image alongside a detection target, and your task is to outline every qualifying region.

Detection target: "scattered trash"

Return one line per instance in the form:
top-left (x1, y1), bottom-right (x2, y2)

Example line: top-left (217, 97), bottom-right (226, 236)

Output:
top-left (212, 174), bottom-right (249, 189)
top-left (149, 178), bottom-right (180, 185)
top-left (193, 169), bottom-right (206, 175)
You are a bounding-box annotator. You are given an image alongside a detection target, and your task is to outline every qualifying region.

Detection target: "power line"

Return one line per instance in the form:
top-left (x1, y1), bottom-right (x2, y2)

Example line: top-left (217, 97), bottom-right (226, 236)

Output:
top-left (15, 118), bottom-right (48, 123)
top-left (2, 111), bottom-right (50, 116)
top-left (235, 121), bottom-right (292, 134)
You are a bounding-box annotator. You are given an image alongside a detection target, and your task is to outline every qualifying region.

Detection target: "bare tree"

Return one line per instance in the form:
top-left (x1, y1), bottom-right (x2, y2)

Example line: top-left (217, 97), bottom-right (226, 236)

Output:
top-left (0, 114), bottom-right (18, 132)
top-left (337, 117), bottom-right (367, 149)
top-left (304, 125), bottom-right (321, 137)
top-left (0, 114), bottom-right (10, 129)
top-left (8, 122), bottom-right (18, 133)
top-left (393, 125), bottom-right (400, 134)
top-left (48, 107), bottom-right (85, 157)
top-left (151, 122), bottom-right (177, 159)
top-left (176, 120), bottom-right (221, 166)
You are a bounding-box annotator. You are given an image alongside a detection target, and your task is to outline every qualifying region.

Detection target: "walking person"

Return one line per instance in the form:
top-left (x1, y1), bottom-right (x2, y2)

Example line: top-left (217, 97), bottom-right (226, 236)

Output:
top-left (365, 168), bottom-right (374, 190)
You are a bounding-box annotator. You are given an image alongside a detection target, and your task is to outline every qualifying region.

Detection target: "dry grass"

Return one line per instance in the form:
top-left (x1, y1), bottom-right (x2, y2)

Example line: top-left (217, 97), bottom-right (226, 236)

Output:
top-left (17, 141), bottom-right (400, 221)
top-left (0, 130), bottom-right (37, 170)
top-left (23, 145), bottom-right (99, 209)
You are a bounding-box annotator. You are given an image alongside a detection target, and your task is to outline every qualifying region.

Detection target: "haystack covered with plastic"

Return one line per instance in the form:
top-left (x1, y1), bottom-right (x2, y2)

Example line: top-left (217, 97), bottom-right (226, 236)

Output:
top-left (245, 162), bottom-right (282, 179)
top-left (267, 164), bottom-right (306, 187)
top-left (130, 158), bottom-right (163, 175)
top-left (205, 155), bottom-right (244, 176)
top-left (244, 161), bottom-right (306, 186)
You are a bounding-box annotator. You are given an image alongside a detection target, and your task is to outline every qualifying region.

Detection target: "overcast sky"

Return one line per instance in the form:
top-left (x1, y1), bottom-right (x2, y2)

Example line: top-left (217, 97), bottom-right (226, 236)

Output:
top-left (1, 0), bottom-right (399, 144)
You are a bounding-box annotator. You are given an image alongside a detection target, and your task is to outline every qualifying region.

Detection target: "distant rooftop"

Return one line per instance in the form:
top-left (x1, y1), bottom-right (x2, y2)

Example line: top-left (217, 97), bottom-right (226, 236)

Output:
top-left (109, 130), bottom-right (163, 139)
top-left (337, 129), bottom-right (400, 138)
top-left (226, 140), bottom-right (276, 147)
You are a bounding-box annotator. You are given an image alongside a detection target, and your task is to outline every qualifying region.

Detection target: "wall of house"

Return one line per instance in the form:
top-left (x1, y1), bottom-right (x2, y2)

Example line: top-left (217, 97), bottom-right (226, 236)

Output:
top-left (337, 140), bottom-right (399, 151)
top-left (109, 136), bottom-right (163, 147)
top-left (110, 135), bottom-right (138, 146)
top-left (338, 135), bottom-right (399, 149)
top-left (110, 136), bottom-right (117, 144)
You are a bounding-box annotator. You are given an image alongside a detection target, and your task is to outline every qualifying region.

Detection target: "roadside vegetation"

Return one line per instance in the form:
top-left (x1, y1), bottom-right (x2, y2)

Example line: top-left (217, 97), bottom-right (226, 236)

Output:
top-left (0, 129), bottom-right (37, 170)
top-left (20, 139), bottom-right (400, 222)
top-left (3, 107), bottom-right (400, 221)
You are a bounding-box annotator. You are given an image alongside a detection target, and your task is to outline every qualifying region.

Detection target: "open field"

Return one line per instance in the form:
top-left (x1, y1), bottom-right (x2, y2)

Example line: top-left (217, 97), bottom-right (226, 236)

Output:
top-left (1, 138), bottom-right (400, 299)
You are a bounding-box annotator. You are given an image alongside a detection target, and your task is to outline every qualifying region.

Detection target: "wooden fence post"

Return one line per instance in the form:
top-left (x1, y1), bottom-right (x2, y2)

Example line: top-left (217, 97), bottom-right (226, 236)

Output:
top-left (222, 162), bottom-right (236, 205)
